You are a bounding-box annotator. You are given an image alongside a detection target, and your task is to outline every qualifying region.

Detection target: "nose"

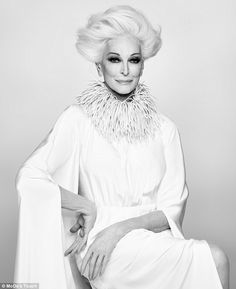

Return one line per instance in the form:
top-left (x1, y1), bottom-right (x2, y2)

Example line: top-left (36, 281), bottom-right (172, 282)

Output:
top-left (121, 61), bottom-right (129, 76)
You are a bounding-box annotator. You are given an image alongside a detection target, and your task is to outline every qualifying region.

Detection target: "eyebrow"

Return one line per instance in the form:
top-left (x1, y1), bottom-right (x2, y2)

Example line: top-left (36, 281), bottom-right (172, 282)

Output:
top-left (107, 52), bottom-right (141, 56)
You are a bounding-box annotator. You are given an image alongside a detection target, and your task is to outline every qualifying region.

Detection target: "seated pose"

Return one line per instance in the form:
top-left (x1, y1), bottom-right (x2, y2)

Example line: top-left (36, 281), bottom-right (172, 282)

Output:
top-left (14, 5), bottom-right (230, 289)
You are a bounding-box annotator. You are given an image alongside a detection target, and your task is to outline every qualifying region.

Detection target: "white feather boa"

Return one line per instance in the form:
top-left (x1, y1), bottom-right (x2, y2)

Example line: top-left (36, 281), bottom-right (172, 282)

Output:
top-left (76, 81), bottom-right (161, 144)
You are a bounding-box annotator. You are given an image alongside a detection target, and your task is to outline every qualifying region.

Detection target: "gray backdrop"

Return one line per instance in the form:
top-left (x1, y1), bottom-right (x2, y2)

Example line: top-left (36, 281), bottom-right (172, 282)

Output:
top-left (1, 0), bottom-right (235, 287)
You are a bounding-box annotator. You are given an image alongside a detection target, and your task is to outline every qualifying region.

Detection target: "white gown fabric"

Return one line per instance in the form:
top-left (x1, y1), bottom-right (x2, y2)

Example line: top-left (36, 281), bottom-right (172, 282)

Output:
top-left (14, 83), bottom-right (223, 289)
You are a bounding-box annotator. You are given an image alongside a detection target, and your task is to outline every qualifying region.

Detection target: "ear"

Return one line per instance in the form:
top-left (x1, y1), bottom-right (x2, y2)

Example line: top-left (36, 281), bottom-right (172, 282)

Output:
top-left (140, 60), bottom-right (144, 77)
top-left (95, 63), bottom-right (103, 77)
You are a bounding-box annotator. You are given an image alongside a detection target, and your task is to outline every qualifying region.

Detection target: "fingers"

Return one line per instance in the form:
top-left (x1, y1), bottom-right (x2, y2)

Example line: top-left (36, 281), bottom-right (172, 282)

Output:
top-left (70, 214), bottom-right (84, 233)
top-left (97, 255), bottom-right (105, 277)
top-left (70, 222), bottom-right (81, 233)
top-left (64, 235), bottom-right (80, 256)
top-left (100, 255), bottom-right (109, 276)
top-left (71, 234), bottom-right (87, 257)
top-left (81, 248), bottom-right (106, 280)
top-left (79, 227), bottom-right (85, 238)
top-left (81, 251), bottom-right (93, 278)
top-left (64, 234), bottom-right (87, 257)
top-left (92, 254), bottom-right (105, 280)
top-left (78, 214), bottom-right (85, 226)
top-left (89, 253), bottom-right (99, 280)
top-left (70, 240), bottom-right (84, 257)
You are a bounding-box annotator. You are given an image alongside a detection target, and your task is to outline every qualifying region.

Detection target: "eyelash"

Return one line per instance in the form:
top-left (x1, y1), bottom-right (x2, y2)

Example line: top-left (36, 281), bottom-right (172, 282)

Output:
top-left (107, 57), bottom-right (141, 64)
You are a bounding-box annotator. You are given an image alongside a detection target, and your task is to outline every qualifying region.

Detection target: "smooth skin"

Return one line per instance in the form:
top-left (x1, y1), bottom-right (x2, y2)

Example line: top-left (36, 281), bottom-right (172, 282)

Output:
top-left (96, 34), bottom-right (144, 99)
top-left (63, 34), bottom-right (230, 288)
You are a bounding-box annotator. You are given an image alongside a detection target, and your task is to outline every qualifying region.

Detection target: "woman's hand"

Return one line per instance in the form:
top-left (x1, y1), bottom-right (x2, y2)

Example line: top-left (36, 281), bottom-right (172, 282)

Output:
top-left (64, 202), bottom-right (97, 257)
top-left (80, 224), bottom-right (122, 281)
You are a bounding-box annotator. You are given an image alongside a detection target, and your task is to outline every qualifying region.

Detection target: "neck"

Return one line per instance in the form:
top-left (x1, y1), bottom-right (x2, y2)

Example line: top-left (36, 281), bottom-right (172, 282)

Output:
top-left (103, 81), bottom-right (136, 102)
top-left (76, 81), bottom-right (160, 143)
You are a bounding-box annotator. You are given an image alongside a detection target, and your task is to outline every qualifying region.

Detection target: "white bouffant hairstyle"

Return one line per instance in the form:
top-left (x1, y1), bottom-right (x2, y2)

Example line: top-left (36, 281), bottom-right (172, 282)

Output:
top-left (76, 5), bottom-right (162, 63)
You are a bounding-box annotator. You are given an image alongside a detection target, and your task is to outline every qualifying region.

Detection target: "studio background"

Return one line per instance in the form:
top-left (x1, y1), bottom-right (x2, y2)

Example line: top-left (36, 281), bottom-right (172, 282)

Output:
top-left (1, 0), bottom-right (235, 287)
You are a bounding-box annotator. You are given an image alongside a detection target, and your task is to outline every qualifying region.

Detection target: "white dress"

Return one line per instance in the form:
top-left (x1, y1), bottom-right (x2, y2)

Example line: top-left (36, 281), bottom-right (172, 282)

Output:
top-left (14, 82), bottom-right (223, 289)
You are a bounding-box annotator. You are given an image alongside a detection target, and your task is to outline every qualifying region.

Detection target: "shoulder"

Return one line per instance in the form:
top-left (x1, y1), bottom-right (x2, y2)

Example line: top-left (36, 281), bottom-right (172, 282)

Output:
top-left (59, 103), bottom-right (83, 118)
top-left (46, 104), bottom-right (87, 141)
top-left (157, 112), bottom-right (180, 146)
top-left (56, 103), bottom-right (87, 125)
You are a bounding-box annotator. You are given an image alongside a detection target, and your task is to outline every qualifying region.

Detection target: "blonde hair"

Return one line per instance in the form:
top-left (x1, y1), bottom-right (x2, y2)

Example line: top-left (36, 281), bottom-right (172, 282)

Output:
top-left (76, 5), bottom-right (162, 62)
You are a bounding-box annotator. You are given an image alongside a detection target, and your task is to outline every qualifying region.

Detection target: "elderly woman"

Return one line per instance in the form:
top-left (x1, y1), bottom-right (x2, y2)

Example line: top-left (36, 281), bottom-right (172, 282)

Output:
top-left (14, 5), bottom-right (230, 289)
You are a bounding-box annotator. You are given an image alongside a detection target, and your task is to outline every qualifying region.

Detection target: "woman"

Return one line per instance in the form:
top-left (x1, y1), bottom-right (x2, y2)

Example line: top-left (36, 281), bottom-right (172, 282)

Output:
top-left (14, 5), bottom-right (230, 289)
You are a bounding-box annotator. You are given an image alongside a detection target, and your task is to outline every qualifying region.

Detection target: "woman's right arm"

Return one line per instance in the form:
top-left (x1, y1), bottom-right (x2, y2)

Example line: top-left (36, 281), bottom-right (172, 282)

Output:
top-left (60, 185), bottom-right (95, 213)
top-left (14, 105), bottom-right (89, 289)
top-left (60, 185), bottom-right (97, 240)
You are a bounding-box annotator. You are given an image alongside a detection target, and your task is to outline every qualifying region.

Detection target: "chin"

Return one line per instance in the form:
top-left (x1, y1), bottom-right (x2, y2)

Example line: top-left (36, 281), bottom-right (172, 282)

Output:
top-left (115, 87), bottom-right (133, 95)
top-left (112, 84), bottom-right (137, 95)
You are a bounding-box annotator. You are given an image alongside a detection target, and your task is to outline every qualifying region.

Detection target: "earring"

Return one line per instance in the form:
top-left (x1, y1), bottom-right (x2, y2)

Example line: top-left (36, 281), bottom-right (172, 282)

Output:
top-left (96, 63), bottom-right (103, 77)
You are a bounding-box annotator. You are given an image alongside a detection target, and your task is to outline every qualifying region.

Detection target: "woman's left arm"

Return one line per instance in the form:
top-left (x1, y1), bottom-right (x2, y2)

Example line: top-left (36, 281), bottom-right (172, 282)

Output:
top-left (79, 211), bottom-right (169, 280)
top-left (114, 209), bottom-right (170, 237)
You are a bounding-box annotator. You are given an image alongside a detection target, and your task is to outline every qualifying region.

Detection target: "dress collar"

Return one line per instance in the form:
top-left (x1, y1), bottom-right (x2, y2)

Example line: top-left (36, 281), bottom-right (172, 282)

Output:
top-left (76, 81), bottom-right (160, 144)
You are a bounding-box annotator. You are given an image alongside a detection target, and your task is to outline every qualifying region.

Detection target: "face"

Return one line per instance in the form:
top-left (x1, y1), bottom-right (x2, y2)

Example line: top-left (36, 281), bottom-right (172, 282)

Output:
top-left (97, 35), bottom-right (144, 96)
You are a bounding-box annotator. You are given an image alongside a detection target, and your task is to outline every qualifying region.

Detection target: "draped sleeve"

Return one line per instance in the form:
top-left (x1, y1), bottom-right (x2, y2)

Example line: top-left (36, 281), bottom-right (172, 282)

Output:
top-left (14, 104), bottom-right (81, 289)
top-left (156, 115), bottom-right (189, 239)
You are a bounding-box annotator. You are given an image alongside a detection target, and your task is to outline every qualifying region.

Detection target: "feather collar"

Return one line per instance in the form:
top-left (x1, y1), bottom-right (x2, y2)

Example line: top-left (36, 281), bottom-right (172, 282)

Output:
top-left (76, 81), bottom-right (160, 144)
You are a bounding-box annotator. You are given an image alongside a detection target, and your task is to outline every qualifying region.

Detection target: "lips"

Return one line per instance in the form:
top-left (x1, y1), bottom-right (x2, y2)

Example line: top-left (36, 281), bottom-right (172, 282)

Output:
top-left (116, 80), bottom-right (133, 84)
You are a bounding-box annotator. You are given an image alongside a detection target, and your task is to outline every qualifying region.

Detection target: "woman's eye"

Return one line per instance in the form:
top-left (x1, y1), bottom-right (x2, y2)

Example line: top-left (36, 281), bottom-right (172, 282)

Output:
top-left (129, 57), bottom-right (141, 64)
top-left (107, 57), bottom-right (121, 63)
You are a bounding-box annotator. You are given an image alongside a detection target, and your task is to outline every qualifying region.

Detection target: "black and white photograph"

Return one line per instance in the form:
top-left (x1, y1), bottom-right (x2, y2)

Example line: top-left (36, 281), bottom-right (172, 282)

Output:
top-left (0, 1), bottom-right (235, 288)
